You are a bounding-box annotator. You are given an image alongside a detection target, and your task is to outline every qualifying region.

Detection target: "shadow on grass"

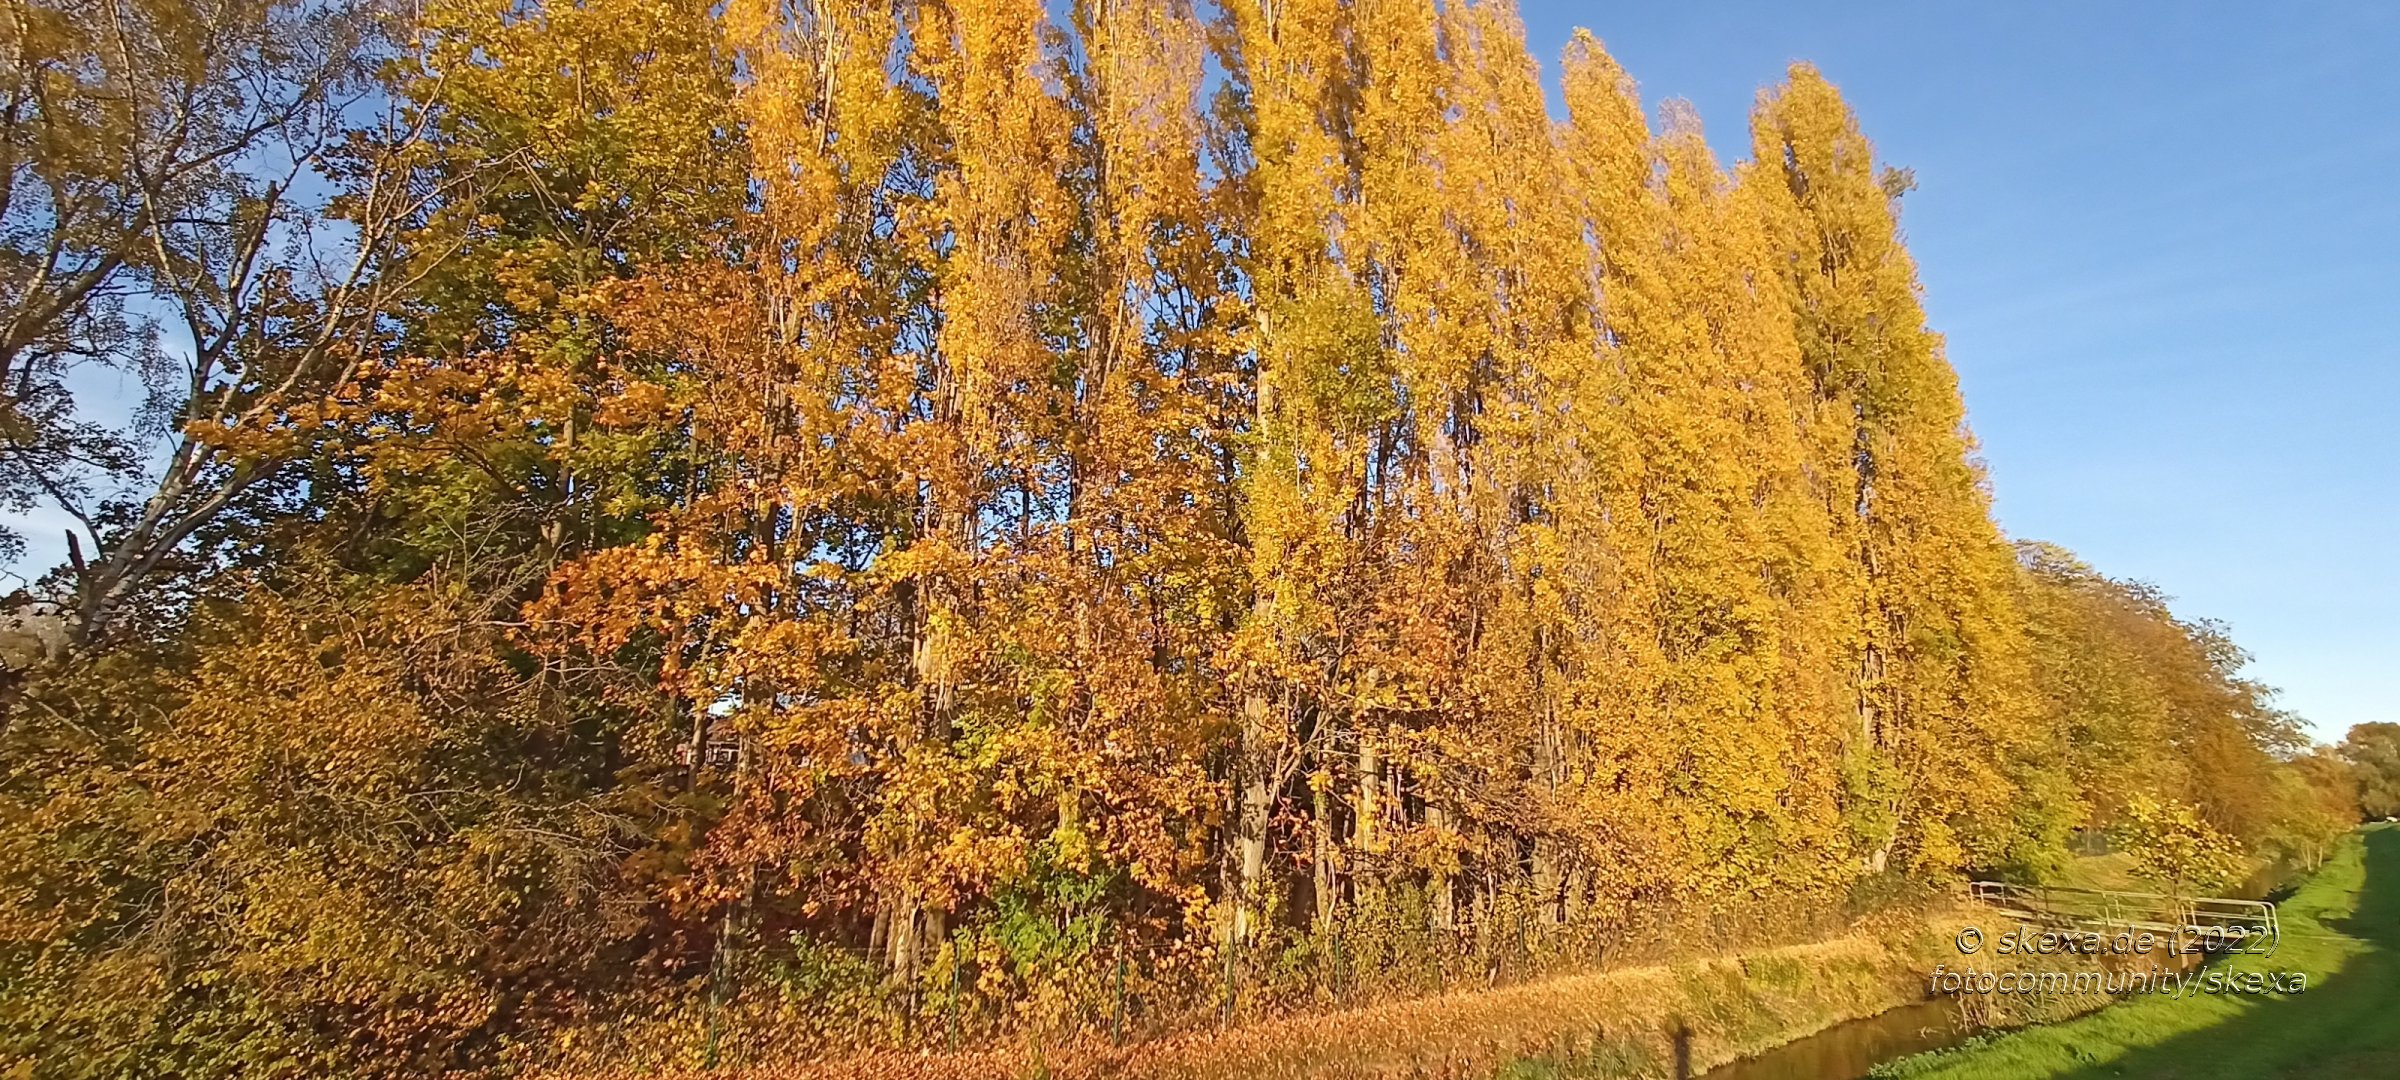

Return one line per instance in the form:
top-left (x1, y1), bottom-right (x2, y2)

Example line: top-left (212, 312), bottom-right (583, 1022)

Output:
top-left (2056, 825), bottom-right (2400, 1080)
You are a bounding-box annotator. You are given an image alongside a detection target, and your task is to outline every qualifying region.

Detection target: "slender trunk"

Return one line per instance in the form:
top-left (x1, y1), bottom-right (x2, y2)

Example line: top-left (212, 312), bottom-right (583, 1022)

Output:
top-left (1312, 765), bottom-right (1336, 934)
top-left (1232, 681), bottom-right (1274, 943)
top-left (888, 891), bottom-right (921, 985)
top-left (870, 897), bottom-right (892, 961)
top-left (1354, 730), bottom-right (1383, 912)
top-left (1531, 839), bottom-right (1564, 925)
top-left (1357, 732), bottom-right (1383, 853)
top-left (1860, 634), bottom-right (1895, 873)
top-left (684, 705), bottom-right (710, 792)
top-left (1426, 801), bottom-right (1455, 932)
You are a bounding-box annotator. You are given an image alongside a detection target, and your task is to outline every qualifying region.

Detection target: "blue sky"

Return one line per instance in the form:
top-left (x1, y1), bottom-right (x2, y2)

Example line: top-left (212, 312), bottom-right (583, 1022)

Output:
top-left (1512, 0), bottom-right (2397, 740)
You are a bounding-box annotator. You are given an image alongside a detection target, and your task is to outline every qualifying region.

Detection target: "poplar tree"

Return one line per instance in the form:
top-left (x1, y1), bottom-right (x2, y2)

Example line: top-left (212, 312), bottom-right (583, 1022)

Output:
top-left (1553, 31), bottom-right (1683, 904)
top-left (1431, 1), bottom-right (1610, 927)
top-left (1216, 0), bottom-right (1375, 944)
top-left (1748, 66), bottom-right (2043, 874)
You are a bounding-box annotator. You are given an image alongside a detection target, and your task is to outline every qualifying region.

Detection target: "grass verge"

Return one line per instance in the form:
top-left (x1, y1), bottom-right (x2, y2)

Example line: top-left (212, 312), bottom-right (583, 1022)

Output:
top-left (1875, 825), bottom-right (2400, 1080)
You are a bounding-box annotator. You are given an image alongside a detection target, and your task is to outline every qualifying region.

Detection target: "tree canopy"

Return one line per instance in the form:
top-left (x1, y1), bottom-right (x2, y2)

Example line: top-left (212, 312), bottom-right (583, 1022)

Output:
top-left (0, 1), bottom-right (2358, 1075)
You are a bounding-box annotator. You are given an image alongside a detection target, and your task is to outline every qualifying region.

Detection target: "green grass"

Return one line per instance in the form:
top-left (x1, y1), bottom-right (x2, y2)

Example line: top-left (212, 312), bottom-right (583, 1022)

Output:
top-left (2053, 851), bottom-right (2145, 893)
top-left (1877, 824), bottom-right (2400, 1079)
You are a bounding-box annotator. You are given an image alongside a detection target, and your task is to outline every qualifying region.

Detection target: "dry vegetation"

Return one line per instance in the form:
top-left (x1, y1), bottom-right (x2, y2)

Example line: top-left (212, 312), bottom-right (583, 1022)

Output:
top-left (559, 912), bottom-right (1958, 1080)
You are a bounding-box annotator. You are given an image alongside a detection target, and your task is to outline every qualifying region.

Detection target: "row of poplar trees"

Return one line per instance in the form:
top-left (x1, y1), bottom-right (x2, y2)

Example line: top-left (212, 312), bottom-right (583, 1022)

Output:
top-left (0, 0), bottom-right (2352, 1074)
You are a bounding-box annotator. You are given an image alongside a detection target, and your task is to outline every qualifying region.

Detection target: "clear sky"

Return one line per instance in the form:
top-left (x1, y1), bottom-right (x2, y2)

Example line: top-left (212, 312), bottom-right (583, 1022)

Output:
top-left (1510, 0), bottom-right (2397, 741)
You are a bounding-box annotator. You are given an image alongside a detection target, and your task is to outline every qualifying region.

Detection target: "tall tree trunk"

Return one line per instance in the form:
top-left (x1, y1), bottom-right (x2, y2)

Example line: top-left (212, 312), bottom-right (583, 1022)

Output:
top-left (887, 891), bottom-right (921, 985)
top-left (1312, 761), bottom-right (1337, 934)
top-left (1354, 730), bottom-right (1384, 911)
top-left (1426, 801), bottom-right (1456, 932)
top-left (1232, 681), bottom-right (1275, 943)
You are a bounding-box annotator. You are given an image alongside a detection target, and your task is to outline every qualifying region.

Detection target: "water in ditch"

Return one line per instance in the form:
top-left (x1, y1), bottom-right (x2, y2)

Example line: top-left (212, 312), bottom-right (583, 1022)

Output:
top-left (1695, 866), bottom-right (2293, 1080)
top-left (1694, 955), bottom-right (2214, 1080)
